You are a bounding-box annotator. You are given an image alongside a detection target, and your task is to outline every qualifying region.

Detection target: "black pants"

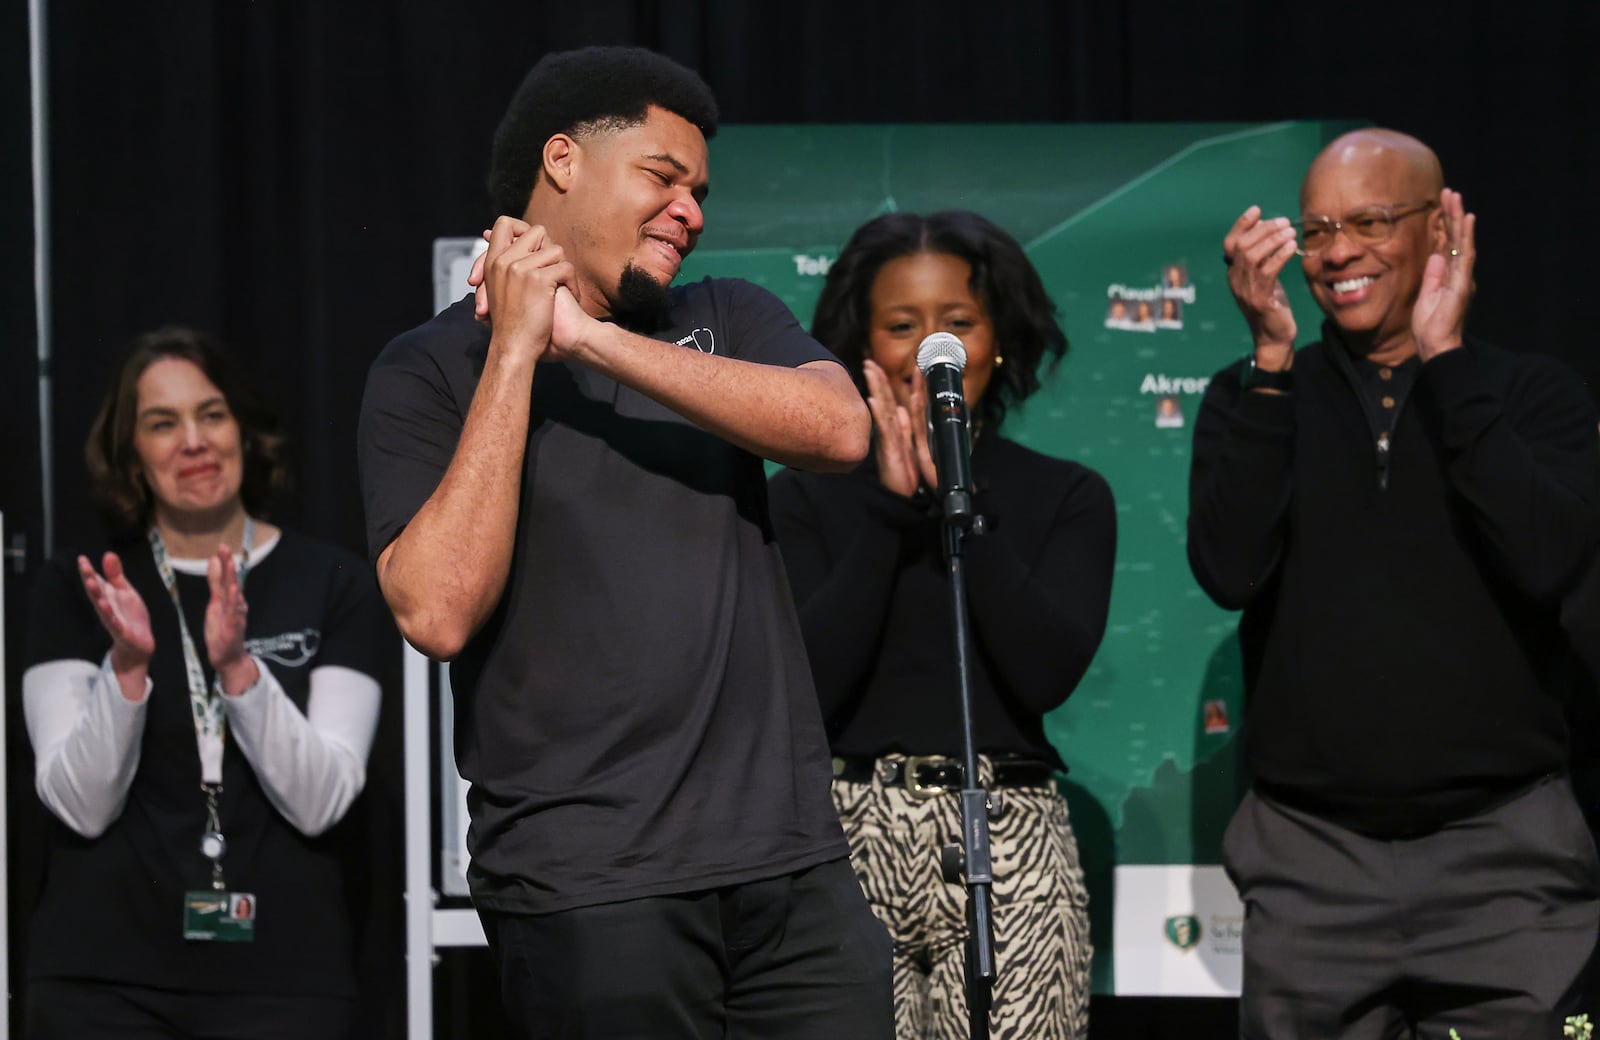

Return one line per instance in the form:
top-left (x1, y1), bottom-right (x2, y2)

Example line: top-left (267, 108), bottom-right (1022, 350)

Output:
top-left (479, 857), bottom-right (894, 1039)
top-left (25, 979), bottom-right (355, 1040)
top-left (1226, 775), bottom-right (1600, 1040)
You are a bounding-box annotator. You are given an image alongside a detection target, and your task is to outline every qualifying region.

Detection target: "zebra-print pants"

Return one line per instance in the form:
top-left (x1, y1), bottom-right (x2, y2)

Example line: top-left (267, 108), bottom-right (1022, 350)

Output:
top-left (832, 757), bottom-right (1092, 1040)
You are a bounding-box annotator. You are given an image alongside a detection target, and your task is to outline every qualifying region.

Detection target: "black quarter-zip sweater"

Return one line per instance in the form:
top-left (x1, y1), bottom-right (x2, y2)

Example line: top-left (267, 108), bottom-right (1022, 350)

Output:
top-left (1189, 324), bottom-right (1600, 838)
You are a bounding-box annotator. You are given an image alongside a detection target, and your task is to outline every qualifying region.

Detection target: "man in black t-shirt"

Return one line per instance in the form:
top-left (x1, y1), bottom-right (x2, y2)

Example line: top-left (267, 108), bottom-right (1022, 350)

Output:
top-left (1192, 129), bottom-right (1600, 1038)
top-left (357, 46), bottom-right (889, 1038)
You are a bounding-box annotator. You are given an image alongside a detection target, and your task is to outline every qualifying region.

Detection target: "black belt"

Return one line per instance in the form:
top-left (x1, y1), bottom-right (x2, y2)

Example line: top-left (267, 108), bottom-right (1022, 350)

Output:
top-left (832, 754), bottom-right (1056, 798)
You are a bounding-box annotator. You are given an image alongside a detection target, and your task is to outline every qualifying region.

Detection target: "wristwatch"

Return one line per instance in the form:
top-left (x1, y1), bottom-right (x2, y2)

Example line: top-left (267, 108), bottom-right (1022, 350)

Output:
top-left (1241, 354), bottom-right (1294, 392)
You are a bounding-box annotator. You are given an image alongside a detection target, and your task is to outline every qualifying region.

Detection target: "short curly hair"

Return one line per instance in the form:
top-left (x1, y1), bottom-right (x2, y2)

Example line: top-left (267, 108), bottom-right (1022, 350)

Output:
top-left (811, 210), bottom-right (1069, 433)
top-left (486, 46), bottom-right (719, 219)
top-left (85, 327), bottom-right (287, 537)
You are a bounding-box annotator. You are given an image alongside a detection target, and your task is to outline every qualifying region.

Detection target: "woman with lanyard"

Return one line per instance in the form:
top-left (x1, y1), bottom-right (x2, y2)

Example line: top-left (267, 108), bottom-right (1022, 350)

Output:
top-left (21, 327), bottom-right (389, 1039)
top-left (769, 211), bottom-right (1116, 1040)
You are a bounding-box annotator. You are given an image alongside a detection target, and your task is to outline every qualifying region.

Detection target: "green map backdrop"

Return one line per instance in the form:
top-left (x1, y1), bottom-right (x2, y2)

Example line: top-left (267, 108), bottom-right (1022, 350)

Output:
top-left (674, 121), bottom-right (1349, 989)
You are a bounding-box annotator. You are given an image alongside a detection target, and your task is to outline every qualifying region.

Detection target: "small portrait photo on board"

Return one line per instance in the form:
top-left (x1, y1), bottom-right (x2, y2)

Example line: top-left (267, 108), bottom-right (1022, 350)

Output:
top-left (1202, 699), bottom-right (1230, 735)
top-left (1105, 294), bottom-right (1133, 330)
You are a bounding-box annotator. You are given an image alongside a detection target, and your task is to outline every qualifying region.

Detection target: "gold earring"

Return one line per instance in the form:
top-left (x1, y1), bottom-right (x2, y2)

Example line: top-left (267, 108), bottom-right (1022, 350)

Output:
top-left (993, 354), bottom-right (1004, 368)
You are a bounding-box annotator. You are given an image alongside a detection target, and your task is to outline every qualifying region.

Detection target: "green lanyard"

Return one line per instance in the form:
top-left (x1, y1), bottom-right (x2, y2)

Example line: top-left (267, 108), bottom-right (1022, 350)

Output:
top-left (148, 518), bottom-right (254, 890)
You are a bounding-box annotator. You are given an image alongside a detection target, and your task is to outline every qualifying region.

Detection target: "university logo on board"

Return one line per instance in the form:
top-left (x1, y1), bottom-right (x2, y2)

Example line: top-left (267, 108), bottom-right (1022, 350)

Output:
top-left (1163, 915), bottom-right (1201, 953)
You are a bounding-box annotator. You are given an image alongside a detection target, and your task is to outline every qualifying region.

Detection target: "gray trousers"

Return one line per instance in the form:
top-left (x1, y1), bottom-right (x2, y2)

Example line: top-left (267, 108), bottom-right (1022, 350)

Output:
top-left (1224, 775), bottom-right (1600, 1040)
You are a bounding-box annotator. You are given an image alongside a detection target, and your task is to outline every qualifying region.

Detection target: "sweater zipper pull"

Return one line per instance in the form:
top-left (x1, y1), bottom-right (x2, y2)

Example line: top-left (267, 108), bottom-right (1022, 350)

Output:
top-left (1376, 432), bottom-right (1391, 491)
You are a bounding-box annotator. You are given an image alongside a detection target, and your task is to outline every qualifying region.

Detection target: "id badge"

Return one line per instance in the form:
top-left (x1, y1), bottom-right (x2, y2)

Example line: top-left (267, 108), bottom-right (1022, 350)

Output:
top-left (183, 890), bottom-right (256, 942)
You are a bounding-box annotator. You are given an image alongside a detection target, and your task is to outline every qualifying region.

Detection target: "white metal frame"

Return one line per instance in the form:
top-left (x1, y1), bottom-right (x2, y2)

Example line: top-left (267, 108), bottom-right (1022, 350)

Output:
top-left (403, 645), bottom-right (486, 1040)
top-left (403, 237), bottom-right (498, 1039)
top-left (0, 512), bottom-right (9, 1040)
top-left (29, 0), bottom-right (54, 559)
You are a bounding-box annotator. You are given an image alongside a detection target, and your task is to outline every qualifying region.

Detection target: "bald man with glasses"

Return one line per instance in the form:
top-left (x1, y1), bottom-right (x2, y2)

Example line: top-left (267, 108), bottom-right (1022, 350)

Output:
top-left (1188, 128), bottom-right (1600, 1039)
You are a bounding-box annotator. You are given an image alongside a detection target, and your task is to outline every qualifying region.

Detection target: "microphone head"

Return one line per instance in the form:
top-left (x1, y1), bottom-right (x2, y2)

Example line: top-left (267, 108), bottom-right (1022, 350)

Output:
top-left (916, 332), bottom-right (967, 374)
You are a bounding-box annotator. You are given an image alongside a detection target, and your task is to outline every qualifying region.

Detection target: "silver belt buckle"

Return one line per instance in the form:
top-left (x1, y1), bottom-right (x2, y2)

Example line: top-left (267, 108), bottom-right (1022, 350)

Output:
top-left (903, 755), bottom-right (955, 800)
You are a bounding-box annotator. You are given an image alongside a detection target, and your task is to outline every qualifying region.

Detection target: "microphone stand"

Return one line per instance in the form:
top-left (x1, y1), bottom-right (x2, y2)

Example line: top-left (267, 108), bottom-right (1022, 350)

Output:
top-left (935, 483), bottom-right (997, 1040)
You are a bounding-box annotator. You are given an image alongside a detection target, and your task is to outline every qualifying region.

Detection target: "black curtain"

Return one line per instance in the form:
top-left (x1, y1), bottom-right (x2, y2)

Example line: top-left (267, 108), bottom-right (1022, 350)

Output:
top-left (6, 2), bottom-right (1597, 1037)
top-left (28, 0), bottom-right (1600, 554)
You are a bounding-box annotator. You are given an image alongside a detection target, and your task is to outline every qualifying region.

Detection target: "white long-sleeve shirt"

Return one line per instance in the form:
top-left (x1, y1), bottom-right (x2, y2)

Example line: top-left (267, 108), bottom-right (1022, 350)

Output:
top-left (24, 536), bottom-right (381, 838)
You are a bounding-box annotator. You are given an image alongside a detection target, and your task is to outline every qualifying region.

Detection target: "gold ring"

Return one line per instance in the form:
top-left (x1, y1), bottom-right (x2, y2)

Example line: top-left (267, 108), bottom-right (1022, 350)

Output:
top-left (1449, 248), bottom-right (1459, 257)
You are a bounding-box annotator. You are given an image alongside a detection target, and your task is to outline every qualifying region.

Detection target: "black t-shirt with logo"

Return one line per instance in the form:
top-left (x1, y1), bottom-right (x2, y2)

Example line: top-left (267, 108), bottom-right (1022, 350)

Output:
top-left (23, 531), bottom-right (390, 995)
top-left (359, 280), bottom-right (848, 914)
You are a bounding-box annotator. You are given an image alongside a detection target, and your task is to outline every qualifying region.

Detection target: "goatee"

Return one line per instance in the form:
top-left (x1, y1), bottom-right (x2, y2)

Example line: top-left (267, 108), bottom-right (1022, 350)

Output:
top-left (613, 263), bottom-right (672, 322)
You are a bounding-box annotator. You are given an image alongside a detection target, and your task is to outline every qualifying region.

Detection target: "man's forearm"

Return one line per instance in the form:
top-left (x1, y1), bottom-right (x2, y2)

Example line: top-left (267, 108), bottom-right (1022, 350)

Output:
top-left (378, 343), bottom-right (537, 660)
top-left (572, 323), bottom-right (870, 471)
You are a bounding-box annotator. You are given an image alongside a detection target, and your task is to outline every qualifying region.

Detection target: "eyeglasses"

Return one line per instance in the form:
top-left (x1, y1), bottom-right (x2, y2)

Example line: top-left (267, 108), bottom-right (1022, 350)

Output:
top-left (1293, 200), bottom-right (1437, 257)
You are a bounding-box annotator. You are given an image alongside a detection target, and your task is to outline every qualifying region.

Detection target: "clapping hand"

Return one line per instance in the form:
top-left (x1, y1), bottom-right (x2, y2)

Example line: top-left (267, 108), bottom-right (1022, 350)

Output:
top-left (206, 546), bottom-right (259, 696)
top-left (1412, 188), bottom-right (1476, 361)
top-left (78, 552), bottom-right (155, 676)
top-left (1222, 205), bottom-right (1299, 371)
top-left (863, 360), bottom-right (937, 499)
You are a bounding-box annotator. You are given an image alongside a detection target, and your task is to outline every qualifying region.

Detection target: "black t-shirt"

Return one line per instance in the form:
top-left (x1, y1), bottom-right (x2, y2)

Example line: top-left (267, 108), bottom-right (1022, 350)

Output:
top-left (23, 531), bottom-right (390, 995)
top-left (358, 280), bottom-right (848, 914)
top-left (769, 435), bottom-right (1117, 765)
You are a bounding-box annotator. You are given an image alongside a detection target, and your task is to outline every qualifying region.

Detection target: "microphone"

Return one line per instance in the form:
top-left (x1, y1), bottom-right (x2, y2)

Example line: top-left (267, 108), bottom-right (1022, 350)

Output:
top-left (916, 332), bottom-right (975, 524)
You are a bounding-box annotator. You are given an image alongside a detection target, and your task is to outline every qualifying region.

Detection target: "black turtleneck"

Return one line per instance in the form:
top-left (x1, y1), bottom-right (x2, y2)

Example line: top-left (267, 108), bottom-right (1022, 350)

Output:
top-left (1189, 326), bottom-right (1600, 837)
top-left (769, 435), bottom-right (1116, 768)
